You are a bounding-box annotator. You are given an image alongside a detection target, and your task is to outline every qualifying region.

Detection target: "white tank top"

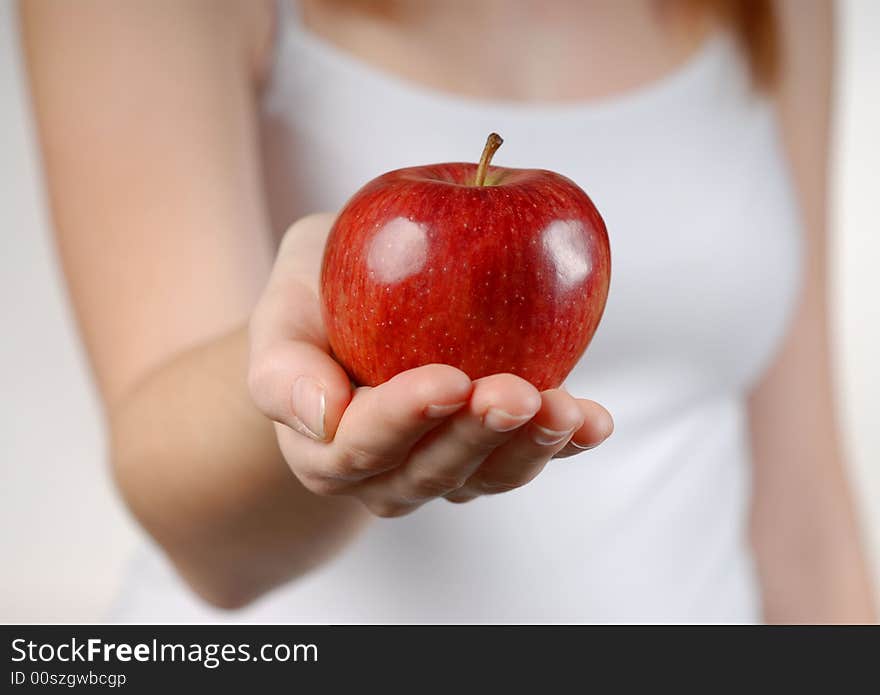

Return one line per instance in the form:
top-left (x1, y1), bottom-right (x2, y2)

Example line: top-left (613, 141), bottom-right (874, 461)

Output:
top-left (111, 4), bottom-right (803, 622)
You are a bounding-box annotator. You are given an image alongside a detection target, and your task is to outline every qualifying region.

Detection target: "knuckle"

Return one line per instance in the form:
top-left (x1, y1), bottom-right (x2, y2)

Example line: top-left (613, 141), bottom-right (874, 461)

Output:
top-left (279, 213), bottom-right (331, 255)
top-left (298, 472), bottom-right (350, 497)
top-left (456, 429), bottom-right (502, 456)
top-left (246, 360), bottom-right (273, 406)
top-left (335, 443), bottom-right (398, 476)
top-left (445, 496), bottom-right (471, 504)
top-left (246, 351), bottom-right (291, 417)
top-left (477, 461), bottom-right (546, 494)
top-left (278, 221), bottom-right (304, 253)
top-left (552, 447), bottom-right (580, 459)
top-left (246, 296), bottom-right (271, 343)
top-left (366, 500), bottom-right (413, 518)
top-left (408, 471), bottom-right (468, 499)
top-left (477, 475), bottom-right (531, 494)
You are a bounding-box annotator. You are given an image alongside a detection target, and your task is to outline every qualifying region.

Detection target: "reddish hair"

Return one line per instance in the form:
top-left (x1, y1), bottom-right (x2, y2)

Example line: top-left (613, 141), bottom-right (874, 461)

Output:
top-left (681, 0), bottom-right (778, 87)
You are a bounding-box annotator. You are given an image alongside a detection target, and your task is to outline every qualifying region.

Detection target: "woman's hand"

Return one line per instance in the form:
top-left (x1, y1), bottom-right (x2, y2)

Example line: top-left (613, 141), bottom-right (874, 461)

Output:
top-left (248, 214), bottom-right (613, 517)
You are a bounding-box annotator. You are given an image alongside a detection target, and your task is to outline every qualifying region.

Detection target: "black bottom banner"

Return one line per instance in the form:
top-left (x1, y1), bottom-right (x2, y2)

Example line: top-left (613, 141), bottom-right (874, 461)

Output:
top-left (2, 624), bottom-right (877, 691)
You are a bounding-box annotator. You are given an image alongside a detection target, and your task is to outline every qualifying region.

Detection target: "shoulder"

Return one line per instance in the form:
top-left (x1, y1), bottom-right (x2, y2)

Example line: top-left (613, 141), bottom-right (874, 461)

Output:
top-left (774, 0), bottom-right (833, 51)
top-left (770, 0), bottom-right (834, 235)
top-left (239, 0), bottom-right (278, 90)
top-left (22, 0), bottom-right (277, 90)
top-left (200, 0), bottom-right (277, 89)
top-left (772, 0), bottom-right (833, 111)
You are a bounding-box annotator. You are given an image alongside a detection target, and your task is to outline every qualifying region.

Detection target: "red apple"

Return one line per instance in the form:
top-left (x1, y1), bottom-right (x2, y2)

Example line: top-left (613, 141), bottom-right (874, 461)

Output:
top-left (320, 133), bottom-right (610, 391)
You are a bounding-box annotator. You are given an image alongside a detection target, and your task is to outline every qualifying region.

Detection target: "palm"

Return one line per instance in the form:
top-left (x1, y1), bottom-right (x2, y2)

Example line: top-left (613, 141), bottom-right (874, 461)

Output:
top-left (250, 214), bottom-right (613, 517)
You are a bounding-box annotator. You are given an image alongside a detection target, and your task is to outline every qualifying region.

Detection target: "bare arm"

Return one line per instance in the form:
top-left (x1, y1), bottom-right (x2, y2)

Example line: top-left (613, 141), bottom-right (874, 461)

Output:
top-left (748, 0), bottom-right (875, 623)
top-left (23, 0), bottom-right (613, 610)
top-left (21, 0), bottom-right (366, 608)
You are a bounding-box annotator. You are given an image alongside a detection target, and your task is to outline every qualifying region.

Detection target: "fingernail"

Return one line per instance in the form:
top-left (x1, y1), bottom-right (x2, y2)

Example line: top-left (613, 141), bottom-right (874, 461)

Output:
top-left (569, 440), bottom-right (599, 451)
top-left (483, 408), bottom-right (534, 432)
top-left (424, 402), bottom-right (467, 418)
top-left (531, 425), bottom-right (576, 446)
top-left (569, 433), bottom-right (611, 451)
top-left (291, 376), bottom-right (326, 440)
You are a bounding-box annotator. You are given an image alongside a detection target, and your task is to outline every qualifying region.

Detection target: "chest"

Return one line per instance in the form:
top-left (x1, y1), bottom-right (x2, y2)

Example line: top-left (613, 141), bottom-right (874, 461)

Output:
top-left (567, 101), bottom-right (803, 417)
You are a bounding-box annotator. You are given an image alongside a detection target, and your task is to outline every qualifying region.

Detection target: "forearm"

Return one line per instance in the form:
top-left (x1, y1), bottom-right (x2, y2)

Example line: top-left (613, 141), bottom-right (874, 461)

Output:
top-left (751, 494), bottom-right (876, 624)
top-left (748, 316), bottom-right (875, 623)
top-left (749, 357), bottom-right (876, 623)
top-left (109, 325), bottom-right (369, 609)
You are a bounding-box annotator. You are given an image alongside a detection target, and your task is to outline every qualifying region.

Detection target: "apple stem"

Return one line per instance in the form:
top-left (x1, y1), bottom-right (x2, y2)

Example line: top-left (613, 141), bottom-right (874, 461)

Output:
top-left (474, 132), bottom-right (503, 186)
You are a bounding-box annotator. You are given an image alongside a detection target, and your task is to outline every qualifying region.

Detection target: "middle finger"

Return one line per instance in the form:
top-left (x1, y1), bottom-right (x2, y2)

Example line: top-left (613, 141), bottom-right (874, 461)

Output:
top-left (360, 373), bottom-right (541, 504)
top-left (446, 388), bottom-right (584, 502)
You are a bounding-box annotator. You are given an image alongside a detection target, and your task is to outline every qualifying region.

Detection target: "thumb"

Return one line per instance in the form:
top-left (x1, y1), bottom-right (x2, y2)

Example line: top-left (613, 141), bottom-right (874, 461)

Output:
top-left (248, 335), bottom-right (352, 442)
top-left (248, 213), bottom-right (351, 440)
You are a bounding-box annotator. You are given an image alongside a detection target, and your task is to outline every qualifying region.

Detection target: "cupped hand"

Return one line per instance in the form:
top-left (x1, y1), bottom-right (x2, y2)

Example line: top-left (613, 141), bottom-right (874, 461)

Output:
top-left (248, 214), bottom-right (613, 517)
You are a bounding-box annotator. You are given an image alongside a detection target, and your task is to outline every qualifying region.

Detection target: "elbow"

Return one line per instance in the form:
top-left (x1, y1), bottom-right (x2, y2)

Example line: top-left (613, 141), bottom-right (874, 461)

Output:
top-left (107, 418), bottom-right (266, 613)
top-left (112, 454), bottom-right (266, 612)
top-left (107, 418), bottom-right (170, 550)
top-left (173, 566), bottom-right (262, 612)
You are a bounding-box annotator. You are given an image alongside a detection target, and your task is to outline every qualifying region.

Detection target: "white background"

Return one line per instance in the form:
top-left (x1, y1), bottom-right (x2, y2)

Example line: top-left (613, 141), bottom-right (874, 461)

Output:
top-left (1, 1), bottom-right (878, 621)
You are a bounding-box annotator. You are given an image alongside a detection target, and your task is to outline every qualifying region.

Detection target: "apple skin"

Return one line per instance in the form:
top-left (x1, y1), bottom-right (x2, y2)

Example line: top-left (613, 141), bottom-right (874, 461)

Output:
top-left (320, 162), bottom-right (610, 391)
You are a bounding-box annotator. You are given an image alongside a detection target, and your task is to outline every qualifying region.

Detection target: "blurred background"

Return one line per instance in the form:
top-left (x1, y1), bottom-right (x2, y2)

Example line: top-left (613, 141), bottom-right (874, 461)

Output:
top-left (1, 0), bottom-right (878, 621)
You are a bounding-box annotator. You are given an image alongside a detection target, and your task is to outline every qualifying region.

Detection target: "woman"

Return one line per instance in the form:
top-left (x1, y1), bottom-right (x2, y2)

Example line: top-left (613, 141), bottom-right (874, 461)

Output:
top-left (22, 0), bottom-right (875, 622)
